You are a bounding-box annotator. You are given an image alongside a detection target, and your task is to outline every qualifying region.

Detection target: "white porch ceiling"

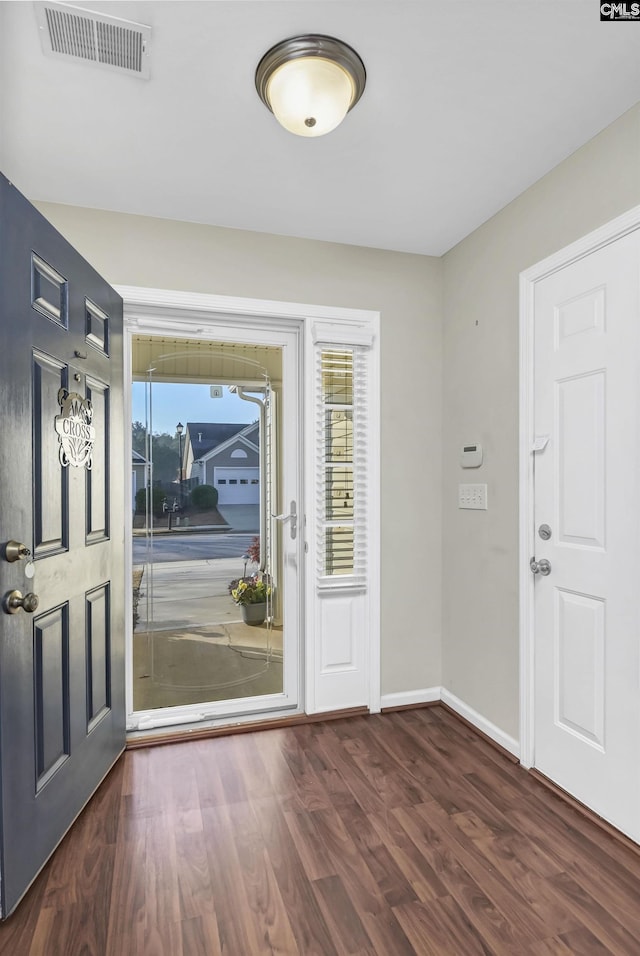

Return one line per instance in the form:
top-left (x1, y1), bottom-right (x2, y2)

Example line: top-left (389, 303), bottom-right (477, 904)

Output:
top-left (1, 1), bottom-right (639, 256)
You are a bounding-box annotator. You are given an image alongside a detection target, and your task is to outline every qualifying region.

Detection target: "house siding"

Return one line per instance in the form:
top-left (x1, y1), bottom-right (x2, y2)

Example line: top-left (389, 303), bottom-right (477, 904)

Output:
top-left (205, 443), bottom-right (259, 484)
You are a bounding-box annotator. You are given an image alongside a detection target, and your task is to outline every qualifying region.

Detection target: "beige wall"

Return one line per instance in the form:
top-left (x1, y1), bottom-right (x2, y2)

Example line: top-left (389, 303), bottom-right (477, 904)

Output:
top-left (36, 100), bottom-right (640, 734)
top-left (35, 202), bottom-right (444, 697)
top-left (441, 103), bottom-right (640, 739)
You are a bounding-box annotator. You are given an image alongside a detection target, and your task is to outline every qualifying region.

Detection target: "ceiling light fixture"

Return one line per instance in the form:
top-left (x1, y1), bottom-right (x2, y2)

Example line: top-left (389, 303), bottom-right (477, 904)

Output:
top-left (255, 35), bottom-right (366, 137)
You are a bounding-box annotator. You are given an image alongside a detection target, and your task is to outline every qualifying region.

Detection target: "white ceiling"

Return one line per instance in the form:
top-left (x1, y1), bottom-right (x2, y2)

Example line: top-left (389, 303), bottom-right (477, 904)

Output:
top-left (1, 1), bottom-right (639, 256)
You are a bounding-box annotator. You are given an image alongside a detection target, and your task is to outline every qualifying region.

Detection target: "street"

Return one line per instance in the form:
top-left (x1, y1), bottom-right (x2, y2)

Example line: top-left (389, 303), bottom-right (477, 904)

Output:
top-left (132, 532), bottom-right (255, 565)
top-left (135, 557), bottom-right (247, 629)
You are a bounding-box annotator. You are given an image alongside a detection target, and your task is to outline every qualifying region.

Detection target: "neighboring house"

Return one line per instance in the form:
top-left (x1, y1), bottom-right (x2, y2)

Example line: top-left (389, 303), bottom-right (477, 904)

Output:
top-left (184, 421), bottom-right (260, 505)
top-left (131, 449), bottom-right (149, 501)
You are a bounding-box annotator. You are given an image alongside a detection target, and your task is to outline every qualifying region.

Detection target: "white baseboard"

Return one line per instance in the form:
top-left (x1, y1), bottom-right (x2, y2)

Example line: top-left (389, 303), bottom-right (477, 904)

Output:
top-left (440, 688), bottom-right (520, 758)
top-left (380, 686), bottom-right (520, 759)
top-left (380, 687), bottom-right (441, 710)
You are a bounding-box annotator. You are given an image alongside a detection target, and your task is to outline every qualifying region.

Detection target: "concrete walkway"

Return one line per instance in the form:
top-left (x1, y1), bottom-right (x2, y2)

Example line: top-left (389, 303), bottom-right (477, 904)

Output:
top-left (132, 554), bottom-right (281, 710)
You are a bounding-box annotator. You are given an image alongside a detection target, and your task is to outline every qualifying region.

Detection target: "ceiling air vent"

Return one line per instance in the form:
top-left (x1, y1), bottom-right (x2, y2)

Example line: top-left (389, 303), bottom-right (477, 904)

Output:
top-left (35, 2), bottom-right (151, 78)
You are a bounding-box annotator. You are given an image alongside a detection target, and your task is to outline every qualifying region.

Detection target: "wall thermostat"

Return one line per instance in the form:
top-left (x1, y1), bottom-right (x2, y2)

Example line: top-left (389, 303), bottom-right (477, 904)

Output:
top-left (461, 443), bottom-right (483, 468)
top-left (210, 385), bottom-right (223, 399)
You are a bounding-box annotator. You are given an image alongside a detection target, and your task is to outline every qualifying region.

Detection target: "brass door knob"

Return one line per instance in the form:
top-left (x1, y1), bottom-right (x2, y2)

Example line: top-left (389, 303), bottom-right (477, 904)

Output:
top-left (3, 590), bottom-right (39, 614)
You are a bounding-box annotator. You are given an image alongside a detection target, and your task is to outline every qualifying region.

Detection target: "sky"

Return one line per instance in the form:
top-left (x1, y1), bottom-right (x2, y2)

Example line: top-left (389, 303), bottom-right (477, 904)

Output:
top-left (131, 382), bottom-right (256, 435)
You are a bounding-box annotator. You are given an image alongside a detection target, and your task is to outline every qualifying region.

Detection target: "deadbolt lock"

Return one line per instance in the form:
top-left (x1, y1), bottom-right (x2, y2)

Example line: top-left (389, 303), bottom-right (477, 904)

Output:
top-left (4, 540), bottom-right (31, 563)
top-left (538, 524), bottom-right (552, 541)
top-left (3, 590), bottom-right (39, 615)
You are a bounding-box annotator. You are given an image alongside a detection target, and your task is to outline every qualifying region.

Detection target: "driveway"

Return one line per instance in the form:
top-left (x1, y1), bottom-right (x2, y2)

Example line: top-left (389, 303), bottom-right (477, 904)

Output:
top-left (132, 532), bottom-right (255, 565)
top-left (216, 504), bottom-right (259, 533)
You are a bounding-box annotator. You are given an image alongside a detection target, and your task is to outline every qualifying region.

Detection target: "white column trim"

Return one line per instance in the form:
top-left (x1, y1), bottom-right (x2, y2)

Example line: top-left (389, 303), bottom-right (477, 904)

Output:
top-left (117, 284), bottom-right (377, 326)
top-left (368, 320), bottom-right (381, 713)
top-left (518, 265), bottom-right (536, 769)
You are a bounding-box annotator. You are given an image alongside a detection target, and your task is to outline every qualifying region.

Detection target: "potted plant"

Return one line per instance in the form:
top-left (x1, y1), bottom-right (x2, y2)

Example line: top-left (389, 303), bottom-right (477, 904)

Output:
top-left (229, 575), bottom-right (271, 626)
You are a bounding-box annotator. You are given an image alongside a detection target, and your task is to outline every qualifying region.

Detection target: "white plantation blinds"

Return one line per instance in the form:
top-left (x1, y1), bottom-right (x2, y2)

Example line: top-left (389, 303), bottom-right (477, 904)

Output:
top-left (316, 348), bottom-right (367, 588)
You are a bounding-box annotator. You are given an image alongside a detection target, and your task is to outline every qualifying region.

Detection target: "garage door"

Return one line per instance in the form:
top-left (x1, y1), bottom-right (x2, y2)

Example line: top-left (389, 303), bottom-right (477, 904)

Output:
top-left (214, 467), bottom-right (260, 504)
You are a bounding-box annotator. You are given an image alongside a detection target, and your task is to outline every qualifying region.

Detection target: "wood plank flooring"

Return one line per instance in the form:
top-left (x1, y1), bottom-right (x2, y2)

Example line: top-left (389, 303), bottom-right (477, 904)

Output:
top-left (1, 706), bottom-right (640, 954)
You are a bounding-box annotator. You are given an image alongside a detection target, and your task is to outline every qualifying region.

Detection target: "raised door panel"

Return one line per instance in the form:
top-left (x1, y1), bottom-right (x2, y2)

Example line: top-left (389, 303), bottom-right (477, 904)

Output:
top-left (555, 589), bottom-right (605, 749)
top-left (86, 584), bottom-right (111, 732)
top-left (33, 604), bottom-right (71, 791)
top-left (33, 351), bottom-right (69, 556)
top-left (556, 371), bottom-right (605, 549)
top-left (85, 377), bottom-right (110, 543)
top-left (554, 286), bottom-right (605, 347)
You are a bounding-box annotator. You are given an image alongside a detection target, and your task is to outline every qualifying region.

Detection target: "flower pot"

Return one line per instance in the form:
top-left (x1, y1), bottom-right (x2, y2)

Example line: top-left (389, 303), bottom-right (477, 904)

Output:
top-left (241, 602), bottom-right (267, 626)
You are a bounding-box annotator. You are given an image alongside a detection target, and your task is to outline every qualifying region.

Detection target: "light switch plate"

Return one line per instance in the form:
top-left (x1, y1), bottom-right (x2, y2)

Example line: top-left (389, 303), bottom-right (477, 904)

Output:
top-left (458, 483), bottom-right (487, 510)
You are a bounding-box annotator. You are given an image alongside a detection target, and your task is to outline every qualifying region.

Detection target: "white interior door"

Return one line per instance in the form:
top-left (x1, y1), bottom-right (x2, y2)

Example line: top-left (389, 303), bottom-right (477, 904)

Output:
top-left (533, 229), bottom-right (640, 839)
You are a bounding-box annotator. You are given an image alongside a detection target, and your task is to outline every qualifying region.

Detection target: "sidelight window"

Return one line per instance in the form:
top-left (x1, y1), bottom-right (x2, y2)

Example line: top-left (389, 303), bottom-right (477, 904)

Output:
top-left (316, 349), bottom-right (366, 586)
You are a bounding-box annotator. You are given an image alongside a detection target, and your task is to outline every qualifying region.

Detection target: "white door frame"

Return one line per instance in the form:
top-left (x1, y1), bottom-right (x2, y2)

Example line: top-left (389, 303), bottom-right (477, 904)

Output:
top-left (118, 286), bottom-right (381, 731)
top-left (519, 203), bottom-right (640, 768)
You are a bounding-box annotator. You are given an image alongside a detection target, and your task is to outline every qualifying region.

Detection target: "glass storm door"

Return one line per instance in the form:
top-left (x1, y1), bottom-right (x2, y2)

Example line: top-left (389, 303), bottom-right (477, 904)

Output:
top-left (127, 331), bottom-right (300, 731)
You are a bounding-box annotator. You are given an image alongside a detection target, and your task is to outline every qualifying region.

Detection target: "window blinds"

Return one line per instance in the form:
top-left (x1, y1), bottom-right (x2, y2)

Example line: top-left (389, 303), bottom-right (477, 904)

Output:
top-left (316, 348), bottom-right (368, 589)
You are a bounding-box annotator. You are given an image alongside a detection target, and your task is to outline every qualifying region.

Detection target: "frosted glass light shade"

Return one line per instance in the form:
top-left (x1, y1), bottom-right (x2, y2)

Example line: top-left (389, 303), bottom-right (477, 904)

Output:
top-left (256, 35), bottom-right (366, 138)
top-left (267, 57), bottom-right (354, 137)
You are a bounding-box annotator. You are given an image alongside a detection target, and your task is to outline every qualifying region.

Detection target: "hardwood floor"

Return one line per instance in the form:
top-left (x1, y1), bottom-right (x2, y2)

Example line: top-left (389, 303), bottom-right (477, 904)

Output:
top-left (1, 706), bottom-right (640, 954)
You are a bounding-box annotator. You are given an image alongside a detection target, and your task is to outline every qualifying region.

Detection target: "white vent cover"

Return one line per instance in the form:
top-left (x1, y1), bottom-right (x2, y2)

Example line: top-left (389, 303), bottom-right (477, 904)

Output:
top-left (35, 2), bottom-right (151, 78)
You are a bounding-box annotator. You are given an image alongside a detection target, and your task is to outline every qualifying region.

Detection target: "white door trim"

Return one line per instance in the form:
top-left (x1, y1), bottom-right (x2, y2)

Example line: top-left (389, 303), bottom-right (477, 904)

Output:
top-left (118, 285), bottom-right (381, 727)
top-left (519, 203), bottom-right (640, 769)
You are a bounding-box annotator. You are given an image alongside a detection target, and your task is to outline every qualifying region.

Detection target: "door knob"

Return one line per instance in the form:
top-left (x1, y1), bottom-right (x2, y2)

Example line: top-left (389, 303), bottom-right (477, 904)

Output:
top-left (3, 590), bottom-right (39, 614)
top-left (530, 557), bottom-right (552, 576)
